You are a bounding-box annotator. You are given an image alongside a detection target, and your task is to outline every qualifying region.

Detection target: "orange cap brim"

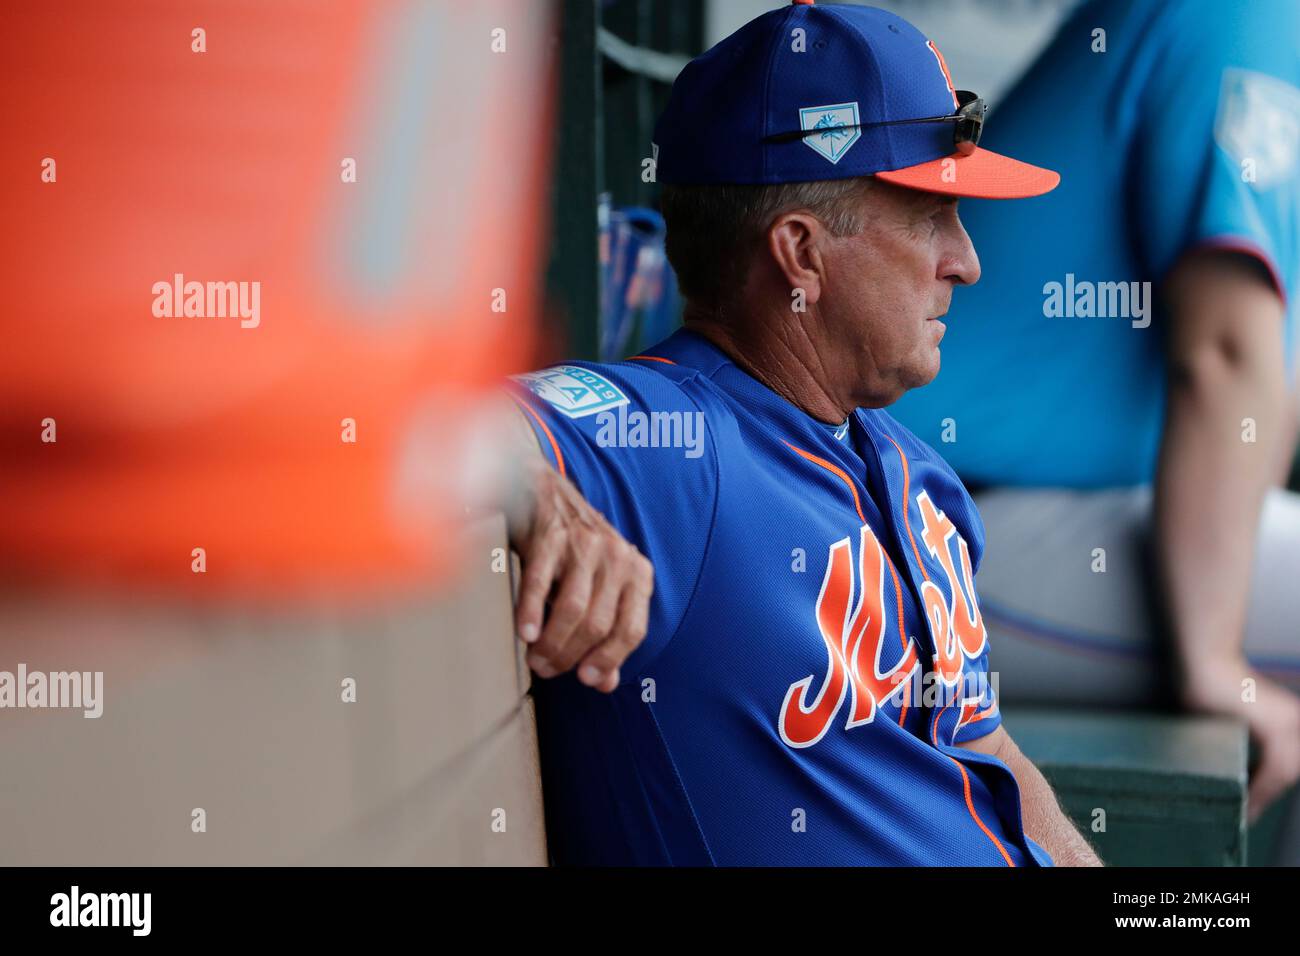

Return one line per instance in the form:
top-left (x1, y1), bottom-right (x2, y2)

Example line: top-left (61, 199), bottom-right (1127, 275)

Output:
top-left (874, 146), bottom-right (1060, 199)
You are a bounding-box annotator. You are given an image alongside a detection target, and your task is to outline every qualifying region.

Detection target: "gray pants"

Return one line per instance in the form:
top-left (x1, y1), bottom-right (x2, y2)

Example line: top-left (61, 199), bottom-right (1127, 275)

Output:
top-left (972, 485), bottom-right (1300, 863)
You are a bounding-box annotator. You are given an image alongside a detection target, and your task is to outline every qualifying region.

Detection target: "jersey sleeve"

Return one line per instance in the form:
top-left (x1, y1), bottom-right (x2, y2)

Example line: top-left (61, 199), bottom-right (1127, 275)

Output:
top-left (1132, 0), bottom-right (1300, 367)
top-left (505, 362), bottom-right (718, 674)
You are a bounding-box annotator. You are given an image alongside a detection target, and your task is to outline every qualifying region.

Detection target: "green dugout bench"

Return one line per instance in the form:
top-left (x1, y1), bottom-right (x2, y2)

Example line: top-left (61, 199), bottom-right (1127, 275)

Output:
top-left (1003, 708), bottom-right (1255, 866)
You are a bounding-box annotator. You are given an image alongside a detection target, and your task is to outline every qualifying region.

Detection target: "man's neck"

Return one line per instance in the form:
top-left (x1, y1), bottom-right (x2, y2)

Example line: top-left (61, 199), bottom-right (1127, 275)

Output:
top-left (683, 311), bottom-right (851, 425)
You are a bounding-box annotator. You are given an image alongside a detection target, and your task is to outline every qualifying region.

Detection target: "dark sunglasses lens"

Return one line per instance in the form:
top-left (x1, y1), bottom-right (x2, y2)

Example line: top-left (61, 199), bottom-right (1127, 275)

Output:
top-left (955, 96), bottom-right (984, 152)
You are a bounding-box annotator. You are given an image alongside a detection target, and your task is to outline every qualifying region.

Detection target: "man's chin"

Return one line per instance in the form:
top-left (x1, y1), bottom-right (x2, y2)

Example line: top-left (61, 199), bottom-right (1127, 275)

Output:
top-left (904, 350), bottom-right (942, 392)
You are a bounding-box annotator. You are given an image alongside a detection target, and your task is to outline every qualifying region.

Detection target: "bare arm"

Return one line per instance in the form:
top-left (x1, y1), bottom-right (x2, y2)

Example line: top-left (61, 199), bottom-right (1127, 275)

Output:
top-left (957, 725), bottom-right (1102, 866)
top-left (1156, 250), bottom-right (1300, 820)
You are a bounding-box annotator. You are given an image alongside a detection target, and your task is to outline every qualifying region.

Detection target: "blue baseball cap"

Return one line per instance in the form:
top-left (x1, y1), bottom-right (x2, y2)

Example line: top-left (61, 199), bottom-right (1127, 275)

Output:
top-left (653, 0), bottom-right (1059, 198)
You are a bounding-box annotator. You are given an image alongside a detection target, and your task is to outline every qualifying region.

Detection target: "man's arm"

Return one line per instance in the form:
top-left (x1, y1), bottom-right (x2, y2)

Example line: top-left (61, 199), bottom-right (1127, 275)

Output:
top-left (957, 725), bottom-right (1102, 867)
top-left (1155, 249), bottom-right (1300, 821)
top-left (501, 401), bottom-right (654, 693)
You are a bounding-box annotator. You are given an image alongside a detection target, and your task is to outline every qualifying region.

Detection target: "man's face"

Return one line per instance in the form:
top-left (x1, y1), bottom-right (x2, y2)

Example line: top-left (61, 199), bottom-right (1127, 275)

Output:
top-left (819, 180), bottom-right (980, 406)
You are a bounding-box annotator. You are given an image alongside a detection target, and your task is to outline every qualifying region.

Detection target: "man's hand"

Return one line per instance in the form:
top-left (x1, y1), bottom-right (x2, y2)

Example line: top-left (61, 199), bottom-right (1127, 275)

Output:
top-left (1183, 656), bottom-right (1300, 822)
top-left (506, 423), bottom-right (654, 693)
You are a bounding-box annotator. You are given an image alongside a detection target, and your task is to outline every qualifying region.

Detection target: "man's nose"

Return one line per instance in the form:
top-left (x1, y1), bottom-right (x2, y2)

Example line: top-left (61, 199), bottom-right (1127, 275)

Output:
top-left (940, 222), bottom-right (981, 286)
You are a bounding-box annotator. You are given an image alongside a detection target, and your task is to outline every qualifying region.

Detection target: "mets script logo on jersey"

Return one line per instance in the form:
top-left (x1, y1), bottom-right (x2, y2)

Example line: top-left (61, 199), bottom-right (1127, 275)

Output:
top-left (778, 489), bottom-right (989, 748)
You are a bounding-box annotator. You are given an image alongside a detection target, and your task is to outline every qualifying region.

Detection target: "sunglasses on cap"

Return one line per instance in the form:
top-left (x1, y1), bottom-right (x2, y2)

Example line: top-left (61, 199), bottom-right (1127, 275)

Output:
top-left (764, 90), bottom-right (986, 155)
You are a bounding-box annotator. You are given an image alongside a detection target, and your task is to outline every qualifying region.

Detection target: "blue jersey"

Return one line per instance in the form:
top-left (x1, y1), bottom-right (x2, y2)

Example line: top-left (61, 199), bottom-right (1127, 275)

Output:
top-left (889, 0), bottom-right (1300, 488)
top-left (509, 329), bottom-right (1051, 866)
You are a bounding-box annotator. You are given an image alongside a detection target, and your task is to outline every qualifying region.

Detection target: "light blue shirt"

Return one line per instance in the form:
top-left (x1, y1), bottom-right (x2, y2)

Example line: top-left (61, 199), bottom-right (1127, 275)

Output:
top-left (890, 0), bottom-right (1300, 488)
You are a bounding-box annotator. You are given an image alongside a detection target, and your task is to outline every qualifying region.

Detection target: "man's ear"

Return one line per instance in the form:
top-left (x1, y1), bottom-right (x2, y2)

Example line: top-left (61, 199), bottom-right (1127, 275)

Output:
top-left (766, 212), bottom-right (825, 306)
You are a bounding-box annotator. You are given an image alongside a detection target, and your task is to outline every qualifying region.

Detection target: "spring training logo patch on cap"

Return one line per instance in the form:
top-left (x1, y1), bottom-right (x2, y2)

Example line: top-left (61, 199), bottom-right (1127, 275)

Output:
top-left (798, 102), bottom-right (861, 164)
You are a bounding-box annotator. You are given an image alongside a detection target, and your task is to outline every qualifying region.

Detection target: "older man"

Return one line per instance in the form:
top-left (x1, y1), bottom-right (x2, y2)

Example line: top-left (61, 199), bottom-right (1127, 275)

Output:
top-left (505, 1), bottom-right (1099, 866)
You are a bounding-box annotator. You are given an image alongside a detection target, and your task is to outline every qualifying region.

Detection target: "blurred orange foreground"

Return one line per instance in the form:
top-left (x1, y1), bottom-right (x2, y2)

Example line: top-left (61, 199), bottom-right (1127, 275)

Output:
top-left (0, 1), bottom-right (555, 598)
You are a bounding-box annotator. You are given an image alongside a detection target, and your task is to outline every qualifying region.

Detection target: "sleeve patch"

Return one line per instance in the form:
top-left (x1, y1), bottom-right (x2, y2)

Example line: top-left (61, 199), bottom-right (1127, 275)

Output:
top-left (1214, 68), bottom-right (1300, 190)
top-left (510, 365), bottom-right (630, 419)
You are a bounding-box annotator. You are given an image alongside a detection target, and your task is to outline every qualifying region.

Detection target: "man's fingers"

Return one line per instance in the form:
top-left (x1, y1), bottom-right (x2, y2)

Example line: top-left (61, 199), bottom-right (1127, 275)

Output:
top-left (1248, 764), bottom-right (1289, 823)
top-left (1246, 728), bottom-right (1300, 823)
top-left (1244, 687), bottom-right (1300, 822)
top-left (530, 546), bottom-right (598, 675)
top-left (514, 524), bottom-right (563, 646)
top-left (577, 556), bottom-right (653, 692)
top-left (567, 564), bottom-right (622, 683)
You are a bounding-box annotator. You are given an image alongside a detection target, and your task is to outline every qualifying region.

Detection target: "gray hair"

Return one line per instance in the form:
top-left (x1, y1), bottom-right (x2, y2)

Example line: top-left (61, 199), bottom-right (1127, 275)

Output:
top-left (660, 177), bottom-right (875, 318)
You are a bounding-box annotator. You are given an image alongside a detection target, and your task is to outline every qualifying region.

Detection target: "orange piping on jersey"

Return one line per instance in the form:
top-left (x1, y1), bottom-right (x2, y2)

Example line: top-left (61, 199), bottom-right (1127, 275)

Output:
top-left (628, 355), bottom-right (677, 364)
top-left (783, 440), bottom-right (911, 725)
top-left (881, 562), bottom-right (908, 652)
top-left (951, 756), bottom-right (1014, 866)
top-left (783, 442), bottom-right (864, 521)
top-left (883, 433), bottom-right (929, 583)
top-left (931, 702), bottom-right (1015, 867)
top-left (510, 395), bottom-right (566, 479)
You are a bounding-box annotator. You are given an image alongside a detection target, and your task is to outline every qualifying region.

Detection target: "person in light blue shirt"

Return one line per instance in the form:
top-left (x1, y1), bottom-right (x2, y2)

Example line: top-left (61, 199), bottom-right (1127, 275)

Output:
top-left (889, 0), bottom-right (1300, 858)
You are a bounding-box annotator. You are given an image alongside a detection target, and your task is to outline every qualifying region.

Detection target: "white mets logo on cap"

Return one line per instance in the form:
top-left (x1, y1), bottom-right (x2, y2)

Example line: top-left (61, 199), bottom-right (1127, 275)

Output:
top-left (798, 102), bottom-right (861, 164)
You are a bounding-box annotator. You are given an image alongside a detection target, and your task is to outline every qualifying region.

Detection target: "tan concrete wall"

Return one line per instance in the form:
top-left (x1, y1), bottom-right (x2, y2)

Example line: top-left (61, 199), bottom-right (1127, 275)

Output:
top-left (0, 515), bottom-right (546, 866)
